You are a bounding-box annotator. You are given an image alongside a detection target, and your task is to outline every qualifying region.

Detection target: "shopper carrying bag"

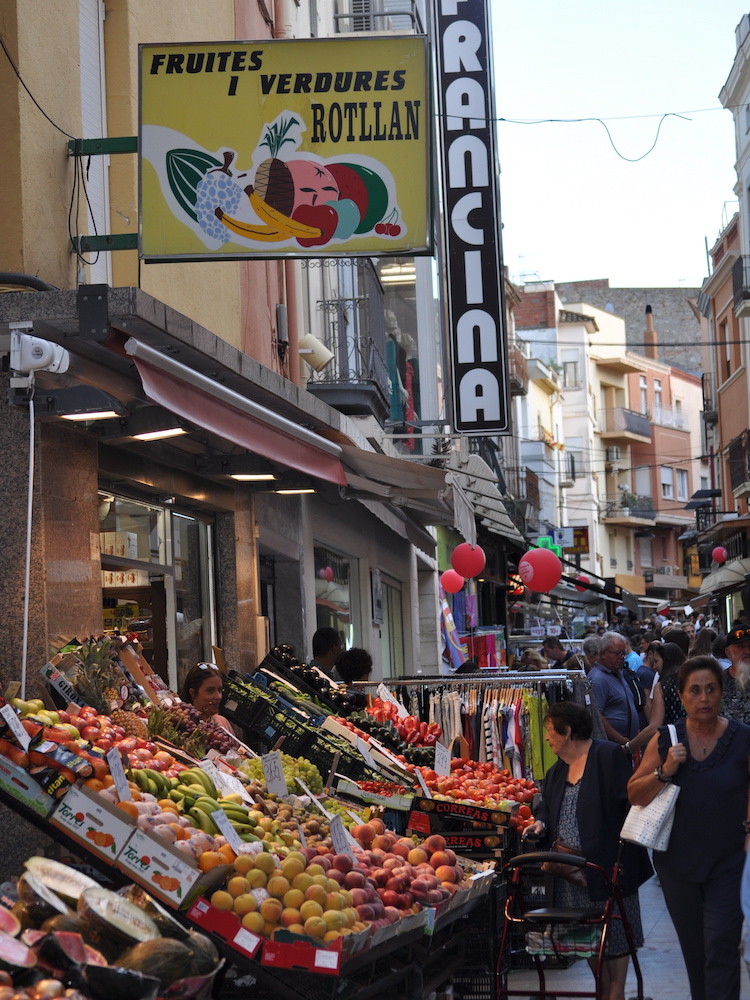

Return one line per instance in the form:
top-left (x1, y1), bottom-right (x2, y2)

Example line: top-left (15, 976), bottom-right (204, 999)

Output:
top-left (620, 724), bottom-right (679, 850)
top-left (628, 655), bottom-right (750, 1000)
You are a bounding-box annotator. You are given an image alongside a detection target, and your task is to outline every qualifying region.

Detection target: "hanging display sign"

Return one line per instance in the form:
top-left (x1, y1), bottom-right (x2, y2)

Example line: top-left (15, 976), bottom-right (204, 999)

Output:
top-left (139, 36), bottom-right (430, 261)
top-left (434, 0), bottom-right (510, 434)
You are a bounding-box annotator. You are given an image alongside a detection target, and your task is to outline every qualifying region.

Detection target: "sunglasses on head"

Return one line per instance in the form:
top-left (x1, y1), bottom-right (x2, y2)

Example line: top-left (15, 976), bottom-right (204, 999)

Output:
top-left (730, 628), bottom-right (750, 642)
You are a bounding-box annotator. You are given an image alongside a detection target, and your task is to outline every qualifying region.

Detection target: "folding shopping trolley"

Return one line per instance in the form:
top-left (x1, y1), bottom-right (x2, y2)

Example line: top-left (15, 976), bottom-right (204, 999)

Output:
top-left (495, 850), bottom-right (651, 1000)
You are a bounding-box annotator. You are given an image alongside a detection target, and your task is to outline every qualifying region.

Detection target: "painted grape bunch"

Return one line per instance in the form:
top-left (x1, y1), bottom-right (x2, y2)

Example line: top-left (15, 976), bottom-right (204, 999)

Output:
top-left (195, 152), bottom-right (243, 243)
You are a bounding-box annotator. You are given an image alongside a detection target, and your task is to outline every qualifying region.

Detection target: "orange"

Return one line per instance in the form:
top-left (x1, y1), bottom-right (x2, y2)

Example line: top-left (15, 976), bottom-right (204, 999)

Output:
top-left (198, 851), bottom-right (225, 872)
top-left (157, 799), bottom-right (179, 814)
top-left (116, 800), bottom-right (139, 819)
top-left (169, 824), bottom-right (189, 841)
top-left (84, 777), bottom-right (104, 792)
top-left (102, 774), bottom-right (115, 788)
top-left (219, 843), bottom-right (237, 863)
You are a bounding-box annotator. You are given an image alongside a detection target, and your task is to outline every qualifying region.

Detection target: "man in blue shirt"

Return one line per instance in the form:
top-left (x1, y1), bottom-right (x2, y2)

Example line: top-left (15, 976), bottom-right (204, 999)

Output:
top-left (588, 631), bottom-right (640, 749)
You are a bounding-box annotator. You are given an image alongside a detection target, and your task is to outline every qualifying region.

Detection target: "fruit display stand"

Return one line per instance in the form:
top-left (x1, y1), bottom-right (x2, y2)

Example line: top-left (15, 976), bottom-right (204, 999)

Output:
top-left (0, 748), bottom-right (500, 1000)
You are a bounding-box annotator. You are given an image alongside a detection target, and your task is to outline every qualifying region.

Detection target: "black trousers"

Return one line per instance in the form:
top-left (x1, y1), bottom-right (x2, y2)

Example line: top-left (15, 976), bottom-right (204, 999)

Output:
top-left (655, 859), bottom-right (743, 1000)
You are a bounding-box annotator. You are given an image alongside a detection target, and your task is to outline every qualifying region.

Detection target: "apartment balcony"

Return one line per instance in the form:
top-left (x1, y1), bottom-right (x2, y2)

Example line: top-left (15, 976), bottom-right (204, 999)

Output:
top-left (508, 341), bottom-right (529, 396)
top-left (334, 0), bottom-right (423, 33)
top-left (598, 407), bottom-right (651, 443)
top-left (732, 255), bottom-right (750, 317)
top-left (702, 372), bottom-right (717, 426)
top-left (652, 405), bottom-right (688, 431)
top-left (602, 494), bottom-right (656, 526)
top-left (644, 567), bottom-right (688, 590)
top-left (304, 260), bottom-right (390, 425)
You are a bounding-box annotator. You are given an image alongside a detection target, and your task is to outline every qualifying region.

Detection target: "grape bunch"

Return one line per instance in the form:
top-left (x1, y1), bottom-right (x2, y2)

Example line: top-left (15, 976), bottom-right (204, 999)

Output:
top-left (195, 154), bottom-right (243, 243)
top-left (319, 797), bottom-right (360, 829)
top-left (147, 703), bottom-right (235, 753)
top-left (240, 752), bottom-right (323, 794)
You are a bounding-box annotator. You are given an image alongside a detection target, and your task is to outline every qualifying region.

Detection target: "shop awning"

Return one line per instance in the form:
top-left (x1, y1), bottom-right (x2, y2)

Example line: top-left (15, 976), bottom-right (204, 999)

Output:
top-left (125, 338), bottom-right (347, 485)
top-left (446, 453), bottom-right (525, 547)
top-left (339, 445), bottom-right (476, 540)
top-left (699, 556), bottom-right (750, 596)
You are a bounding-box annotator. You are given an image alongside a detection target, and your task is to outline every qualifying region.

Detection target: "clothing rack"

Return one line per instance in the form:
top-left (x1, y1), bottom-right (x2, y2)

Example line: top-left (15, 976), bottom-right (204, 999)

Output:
top-left (351, 669), bottom-right (583, 689)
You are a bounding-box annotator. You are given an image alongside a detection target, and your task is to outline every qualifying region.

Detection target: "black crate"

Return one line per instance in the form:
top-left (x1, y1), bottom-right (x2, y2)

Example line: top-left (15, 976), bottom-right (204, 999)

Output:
top-left (452, 966), bottom-right (494, 1000)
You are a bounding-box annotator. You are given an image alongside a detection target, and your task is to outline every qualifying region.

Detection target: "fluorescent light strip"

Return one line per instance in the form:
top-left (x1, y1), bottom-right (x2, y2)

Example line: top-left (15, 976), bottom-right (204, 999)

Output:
top-left (231, 473), bottom-right (278, 481)
top-left (132, 428), bottom-right (187, 441)
top-left (61, 410), bottom-right (121, 421)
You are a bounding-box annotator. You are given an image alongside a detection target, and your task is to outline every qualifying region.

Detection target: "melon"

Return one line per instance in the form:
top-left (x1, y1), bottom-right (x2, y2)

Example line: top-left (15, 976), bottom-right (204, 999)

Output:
top-left (83, 963), bottom-right (161, 1000)
top-left (40, 914), bottom-right (85, 935)
top-left (118, 938), bottom-right (194, 986)
top-left (0, 908), bottom-right (19, 939)
top-left (24, 858), bottom-right (98, 906)
top-left (78, 888), bottom-right (159, 954)
top-left (17, 873), bottom-right (71, 923)
top-left (118, 885), bottom-right (190, 941)
top-left (185, 928), bottom-right (220, 975)
top-left (0, 929), bottom-right (35, 969)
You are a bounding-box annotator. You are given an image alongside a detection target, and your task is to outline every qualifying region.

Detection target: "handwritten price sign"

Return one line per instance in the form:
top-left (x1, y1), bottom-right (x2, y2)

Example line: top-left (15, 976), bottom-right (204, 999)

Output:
top-left (261, 751), bottom-right (288, 798)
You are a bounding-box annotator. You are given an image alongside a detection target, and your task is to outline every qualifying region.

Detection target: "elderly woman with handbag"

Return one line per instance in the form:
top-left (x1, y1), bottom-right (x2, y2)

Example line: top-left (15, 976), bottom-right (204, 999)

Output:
top-left (524, 702), bottom-right (652, 1000)
top-left (628, 655), bottom-right (750, 1000)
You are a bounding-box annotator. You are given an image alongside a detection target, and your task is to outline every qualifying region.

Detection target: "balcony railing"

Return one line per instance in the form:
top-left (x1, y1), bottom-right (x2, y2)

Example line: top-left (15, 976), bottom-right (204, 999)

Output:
top-left (598, 407), bottom-right (651, 439)
top-left (334, 0), bottom-right (423, 33)
top-left (604, 494), bottom-right (656, 521)
top-left (702, 372), bottom-right (717, 424)
top-left (303, 259), bottom-right (390, 424)
top-left (732, 255), bottom-right (750, 313)
top-left (508, 341), bottom-right (528, 396)
top-left (652, 405), bottom-right (687, 430)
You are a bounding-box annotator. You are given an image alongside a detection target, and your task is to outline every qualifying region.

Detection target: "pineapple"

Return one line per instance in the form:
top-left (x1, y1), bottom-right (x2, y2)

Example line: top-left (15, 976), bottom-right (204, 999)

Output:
top-left (110, 707), bottom-right (148, 740)
top-left (73, 637), bottom-right (123, 714)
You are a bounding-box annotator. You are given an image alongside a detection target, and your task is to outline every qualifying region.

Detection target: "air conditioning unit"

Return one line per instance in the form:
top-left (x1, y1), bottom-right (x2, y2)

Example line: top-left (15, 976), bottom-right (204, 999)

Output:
top-left (606, 446), bottom-right (621, 463)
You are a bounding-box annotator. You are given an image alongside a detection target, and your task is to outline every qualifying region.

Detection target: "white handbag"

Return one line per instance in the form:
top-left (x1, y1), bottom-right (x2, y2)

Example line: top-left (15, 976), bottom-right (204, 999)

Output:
top-left (620, 724), bottom-right (680, 852)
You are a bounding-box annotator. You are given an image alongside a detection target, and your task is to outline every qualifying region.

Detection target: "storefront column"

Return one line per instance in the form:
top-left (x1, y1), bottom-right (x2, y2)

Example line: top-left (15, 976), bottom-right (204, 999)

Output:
top-left (226, 493), bottom-right (260, 673)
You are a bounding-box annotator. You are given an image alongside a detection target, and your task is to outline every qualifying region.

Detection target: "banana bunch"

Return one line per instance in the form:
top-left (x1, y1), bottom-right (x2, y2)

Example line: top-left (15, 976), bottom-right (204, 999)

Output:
top-left (216, 187), bottom-right (323, 242)
top-left (128, 766), bottom-right (176, 799)
top-left (166, 768), bottom-right (260, 842)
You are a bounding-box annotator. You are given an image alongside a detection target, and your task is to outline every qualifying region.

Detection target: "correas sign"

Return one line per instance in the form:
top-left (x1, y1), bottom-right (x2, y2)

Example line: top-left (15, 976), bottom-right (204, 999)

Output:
top-left (434, 0), bottom-right (510, 434)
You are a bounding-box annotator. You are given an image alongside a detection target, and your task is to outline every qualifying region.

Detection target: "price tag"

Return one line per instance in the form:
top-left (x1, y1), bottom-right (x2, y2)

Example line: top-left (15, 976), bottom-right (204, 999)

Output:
top-left (261, 751), bottom-right (288, 798)
top-left (356, 737), bottom-right (377, 769)
top-left (0, 705), bottom-right (30, 751)
top-left (295, 778), bottom-right (333, 819)
top-left (434, 741), bottom-right (450, 777)
top-left (39, 663), bottom-right (84, 706)
top-left (213, 810), bottom-right (243, 853)
top-left (199, 758), bottom-right (224, 787)
top-left (106, 747), bottom-right (131, 801)
top-left (295, 819), bottom-right (307, 847)
top-left (376, 683), bottom-right (408, 719)
top-left (314, 948), bottom-right (339, 970)
top-left (329, 814), bottom-right (357, 859)
top-left (415, 768), bottom-right (432, 799)
top-left (233, 927), bottom-right (261, 955)
top-left (4, 682), bottom-right (20, 701)
top-left (347, 810), bottom-right (364, 824)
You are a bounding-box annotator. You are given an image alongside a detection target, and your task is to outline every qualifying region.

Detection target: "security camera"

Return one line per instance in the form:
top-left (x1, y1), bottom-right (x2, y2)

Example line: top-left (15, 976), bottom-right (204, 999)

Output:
top-left (10, 329), bottom-right (70, 374)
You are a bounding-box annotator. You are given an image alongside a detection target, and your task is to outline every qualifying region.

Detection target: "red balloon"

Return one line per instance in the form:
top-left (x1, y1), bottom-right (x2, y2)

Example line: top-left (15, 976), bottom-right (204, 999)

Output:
top-left (518, 548), bottom-right (563, 593)
top-left (451, 542), bottom-right (486, 578)
top-left (712, 546), bottom-right (727, 564)
top-left (440, 569), bottom-right (465, 593)
top-left (574, 574), bottom-right (590, 593)
top-left (325, 566), bottom-right (334, 582)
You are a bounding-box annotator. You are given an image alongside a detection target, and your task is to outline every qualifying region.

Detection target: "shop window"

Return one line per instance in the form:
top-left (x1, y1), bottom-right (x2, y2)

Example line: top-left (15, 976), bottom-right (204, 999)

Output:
top-left (381, 579), bottom-right (404, 678)
top-left (99, 492), bottom-right (215, 692)
top-left (314, 545), bottom-right (355, 648)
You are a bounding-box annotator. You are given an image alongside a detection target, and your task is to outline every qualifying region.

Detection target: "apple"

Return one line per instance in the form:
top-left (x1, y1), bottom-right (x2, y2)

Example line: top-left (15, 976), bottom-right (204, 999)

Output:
top-left (81, 726), bottom-right (101, 741)
top-left (293, 204), bottom-right (338, 248)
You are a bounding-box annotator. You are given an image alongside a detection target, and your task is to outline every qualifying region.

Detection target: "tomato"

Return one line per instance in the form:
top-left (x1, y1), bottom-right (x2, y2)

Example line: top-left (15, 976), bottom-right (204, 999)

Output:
top-left (518, 805), bottom-right (532, 820)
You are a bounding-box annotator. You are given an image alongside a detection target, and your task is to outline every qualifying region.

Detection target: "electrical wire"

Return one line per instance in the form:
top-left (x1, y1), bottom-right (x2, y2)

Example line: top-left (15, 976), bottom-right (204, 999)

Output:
top-left (0, 31), bottom-right (100, 268)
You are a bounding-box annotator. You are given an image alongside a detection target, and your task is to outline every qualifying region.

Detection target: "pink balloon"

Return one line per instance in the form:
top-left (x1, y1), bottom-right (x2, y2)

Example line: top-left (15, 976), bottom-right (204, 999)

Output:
top-left (518, 548), bottom-right (563, 593)
top-left (712, 546), bottom-right (727, 564)
top-left (318, 568), bottom-right (327, 579)
top-left (575, 574), bottom-right (590, 593)
top-left (440, 569), bottom-right (465, 593)
top-left (451, 542), bottom-right (487, 578)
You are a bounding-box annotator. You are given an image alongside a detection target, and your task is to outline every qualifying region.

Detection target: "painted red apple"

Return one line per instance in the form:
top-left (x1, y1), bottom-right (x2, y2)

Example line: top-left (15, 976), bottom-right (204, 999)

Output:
top-left (293, 204), bottom-right (338, 247)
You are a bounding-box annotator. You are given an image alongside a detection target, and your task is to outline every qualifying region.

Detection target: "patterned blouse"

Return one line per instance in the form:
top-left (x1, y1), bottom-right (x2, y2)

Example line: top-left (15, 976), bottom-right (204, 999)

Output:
top-left (721, 672), bottom-right (750, 725)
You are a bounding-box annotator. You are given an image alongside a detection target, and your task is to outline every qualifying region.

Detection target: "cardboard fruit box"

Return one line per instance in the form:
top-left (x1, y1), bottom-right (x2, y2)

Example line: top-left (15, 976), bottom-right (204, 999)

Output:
top-left (0, 753), bottom-right (56, 817)
top-left (187, 898), bottom-right (263, 960)
top-left (116, 829), bottom-right (232, 910)
top-left (51, 785), bottom-right (135, 861)
top-left (409, 795), bottom-right (516, 829)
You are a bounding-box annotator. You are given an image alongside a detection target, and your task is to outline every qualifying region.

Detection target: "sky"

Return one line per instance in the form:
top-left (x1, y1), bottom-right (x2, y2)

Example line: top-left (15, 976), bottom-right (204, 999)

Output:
top-left (492, 0), bottom-right (749, 288)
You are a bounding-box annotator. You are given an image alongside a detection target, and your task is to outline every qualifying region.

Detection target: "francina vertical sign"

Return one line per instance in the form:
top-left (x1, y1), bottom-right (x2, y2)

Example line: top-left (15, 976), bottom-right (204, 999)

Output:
top-left (434, 0), bottom-right (510, 434)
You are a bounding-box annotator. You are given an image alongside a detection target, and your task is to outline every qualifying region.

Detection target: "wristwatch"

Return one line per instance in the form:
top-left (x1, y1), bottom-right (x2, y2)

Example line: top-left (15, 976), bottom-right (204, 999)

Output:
top-left (623, 742), bottom-right (632, 753)
top-left (655, 766), bottom-right (671, 783)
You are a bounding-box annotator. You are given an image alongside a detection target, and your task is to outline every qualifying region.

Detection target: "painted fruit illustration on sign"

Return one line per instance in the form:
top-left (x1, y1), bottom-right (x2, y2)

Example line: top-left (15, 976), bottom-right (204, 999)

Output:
top-left (147, 114), bottom-right (404, 250)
